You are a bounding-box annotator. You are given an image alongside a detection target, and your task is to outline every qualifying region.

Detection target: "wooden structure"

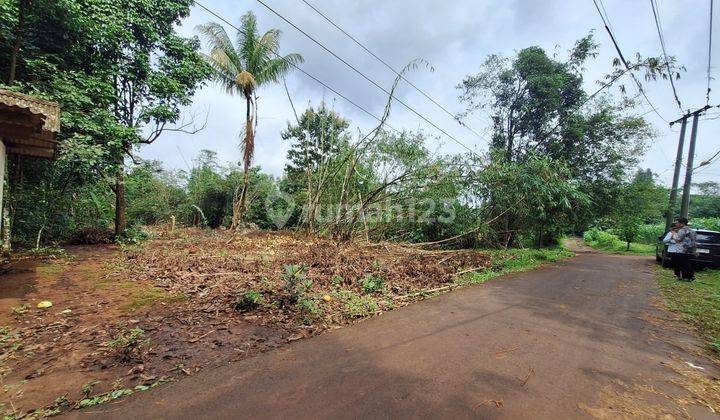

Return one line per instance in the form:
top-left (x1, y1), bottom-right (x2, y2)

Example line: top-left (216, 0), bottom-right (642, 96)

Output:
top-left (0, 89), bottom-right (61, 159)
top-left (0, 89), bottom-right (61, 225)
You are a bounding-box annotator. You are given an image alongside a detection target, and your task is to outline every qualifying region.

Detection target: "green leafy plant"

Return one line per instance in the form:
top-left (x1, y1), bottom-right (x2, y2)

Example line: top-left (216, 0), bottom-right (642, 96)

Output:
top-left (361, 274), bottom-right (385, 294)
top-left (107, 327), bottom-right (150, 363)
top-left (77, 389), bottom-right (134, 409)
top-left (81, 381), bottom-right (100, 397)
top-left (116, 224), bottom-right (149, 245)
top-left (334, 290), bottom-right (379, 319)
top-left (197, 12), bottom-right (303, 227)
top-left (281, 264), bottom-right (312, 303)
top-left (232, 290), bottom-right (264, 311)
top-left (331, 274), bottom-right (344, 287)
top-left (297, 298), bottom-right (322, 318)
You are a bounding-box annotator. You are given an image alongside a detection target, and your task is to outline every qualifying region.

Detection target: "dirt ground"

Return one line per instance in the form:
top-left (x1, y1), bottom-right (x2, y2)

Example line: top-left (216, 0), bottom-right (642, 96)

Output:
top-left (0, 228), bottom-right (490, 417)
top-left (66, 250), bottom-right (720, 420)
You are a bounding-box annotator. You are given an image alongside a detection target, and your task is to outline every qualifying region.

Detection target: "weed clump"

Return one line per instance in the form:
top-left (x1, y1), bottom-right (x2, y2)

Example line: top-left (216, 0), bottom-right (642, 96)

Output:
top-left (281, 264), bottom-right (313, 305)
top-left (361, 274), bottom-right (385, 294)
top-left (233, 290), bottom-right (264, 311)
top-left (107, 327), bottom-right (150, 363)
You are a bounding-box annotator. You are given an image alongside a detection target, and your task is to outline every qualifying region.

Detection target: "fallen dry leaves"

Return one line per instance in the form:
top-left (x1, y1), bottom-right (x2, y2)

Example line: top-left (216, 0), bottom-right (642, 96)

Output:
top-left (1, 228), bottom-right (491, 416)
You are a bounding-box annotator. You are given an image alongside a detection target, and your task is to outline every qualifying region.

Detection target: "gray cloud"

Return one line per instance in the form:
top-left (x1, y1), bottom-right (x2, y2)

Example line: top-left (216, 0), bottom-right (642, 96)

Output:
top-left (140, 0), bottom-right (719, 184)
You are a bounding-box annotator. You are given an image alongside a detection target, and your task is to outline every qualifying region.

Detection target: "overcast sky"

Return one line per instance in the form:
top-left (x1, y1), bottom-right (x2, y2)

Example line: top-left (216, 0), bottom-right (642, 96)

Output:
top-left (139, 0), bottom-right (719, 186)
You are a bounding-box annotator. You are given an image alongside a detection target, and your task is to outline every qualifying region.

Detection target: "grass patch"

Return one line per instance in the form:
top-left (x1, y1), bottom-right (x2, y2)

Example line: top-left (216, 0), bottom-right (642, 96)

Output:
top-left (34, 264), bottom-right (64, 278)
top-left (657, 268), bottom-right (720, 354)
top-left (121, 287), bottom-right (186, 312)
top-left (332, 290), bottom-right (379, 318)
top-left (583, 228), bottom-right (655, 256)
top-left (93, 280), bottom-right (185, 312)
top-left (584, 239), bottom-right (655, 256)
top-left (456, 246), bottom-right (574, 286)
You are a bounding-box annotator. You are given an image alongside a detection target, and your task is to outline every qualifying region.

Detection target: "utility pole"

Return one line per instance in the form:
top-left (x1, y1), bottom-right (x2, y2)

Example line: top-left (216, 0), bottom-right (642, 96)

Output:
top-left (680, 112), bottom-right (701, 219)
top-left (665, 105), bottom-right (712, 225)
top-left (664, 118), bottom-right (687, 232)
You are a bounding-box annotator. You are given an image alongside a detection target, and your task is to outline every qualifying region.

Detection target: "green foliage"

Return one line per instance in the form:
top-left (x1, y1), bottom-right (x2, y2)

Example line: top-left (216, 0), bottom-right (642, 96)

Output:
top-left (0, 0), bottom-right (209, 243)
top-left (457, 36), bottom-right (657, 237)
top-left (361, 274), bottom-right (385, 294)
top-left (456, 246), bottom-right (574, 285)
top-left (1, 9), bottom-right (707, 253)
top-left (608, 169), bottom-right (667, 249)
top-left (692, 217), bottom-right (720, 232)
top-left (81, 381), bottom-right (100, 397)
top-left (657, 269), bottom-right (720, 353)
top-left (583, 228), bottom-right (655, 255)
top-left (297, 297), bottom-right (322, 322)
top-left (281, 264), bottom-right (312, 303)
top-left (197, 11), bottom-right (303, 224)
top-left (77, 388), bottom-right (134, 409)
top-left (125, 161), bottom-right (185, 226)
top-left (583, 228), bottom-right (617, 248)
top-left (281, 102), bottom-right (351, 194)
top-left (107, 327), bottom-right (150, 362)
top-left (636, 223), bottom-right (665, 244)
top-left (116, 224), bottom-right (150, 245)
top-left (689, 182), bottom-right (720, 218)
top-left (471, 155), bottom-right (590, 245)
top-left (333, 290), bottom-right (379, 319)
top-left (233, 290), bottom-right (264, 311)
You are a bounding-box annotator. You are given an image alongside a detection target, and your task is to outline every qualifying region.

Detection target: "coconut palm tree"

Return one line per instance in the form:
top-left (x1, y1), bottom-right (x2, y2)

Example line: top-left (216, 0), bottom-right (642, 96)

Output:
top-left (197, 12), bottom-right (303, 228)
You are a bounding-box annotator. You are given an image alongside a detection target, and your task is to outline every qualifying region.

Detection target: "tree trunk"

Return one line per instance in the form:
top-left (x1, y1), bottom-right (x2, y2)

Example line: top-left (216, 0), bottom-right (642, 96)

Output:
top-left (233, 94), bottom-right (254, 230)
top-left (8, 0), bottom-right (29, 84)
top-left (3, 0), bottom-right (27, 253)
top-left (114, 166), bottom-right (126, 237)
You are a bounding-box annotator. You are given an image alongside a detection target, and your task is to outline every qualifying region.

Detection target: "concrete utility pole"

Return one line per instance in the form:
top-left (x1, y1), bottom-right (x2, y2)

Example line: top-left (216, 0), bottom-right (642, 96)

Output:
top-left (664, 105), bottom-right (712, 227)
top-left (664, 118), bottom-right (687, 232)
top-left (680, 112), bottom-right (701, 219)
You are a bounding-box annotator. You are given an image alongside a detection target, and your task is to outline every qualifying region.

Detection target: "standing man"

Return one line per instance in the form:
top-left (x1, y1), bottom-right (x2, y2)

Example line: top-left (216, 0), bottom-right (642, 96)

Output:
top-left (663, 223), bottom-right (682, 280)
top-left (673, 217), bottom-right (697, 282)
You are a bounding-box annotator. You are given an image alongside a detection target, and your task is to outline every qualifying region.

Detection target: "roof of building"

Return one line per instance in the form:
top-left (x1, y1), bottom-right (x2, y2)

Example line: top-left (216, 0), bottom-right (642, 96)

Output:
top-left (0, 89), bottom-right (61, 159)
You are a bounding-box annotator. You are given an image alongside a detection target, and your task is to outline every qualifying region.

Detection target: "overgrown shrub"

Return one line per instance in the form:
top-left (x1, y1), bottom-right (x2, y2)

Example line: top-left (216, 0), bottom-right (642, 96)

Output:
top-left (583, 228), bottom-right (621, 248)
top-left (693, 217), bottom-right (720, 232)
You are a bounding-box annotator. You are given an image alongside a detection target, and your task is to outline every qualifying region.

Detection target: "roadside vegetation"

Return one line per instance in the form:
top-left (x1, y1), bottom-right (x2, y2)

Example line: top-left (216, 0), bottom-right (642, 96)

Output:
top-left (583, 228), bottom-right (656, 255)
top-left (0, 229), bottom-right (572, 417)
top-left (583, 217), bottom-right (720, 256)
top-left (1, 0), bottom-right (719, 417)
top-left (657, 268), bottom-right (720, 354)
top-left (457, 246), bottom-right (574, 285)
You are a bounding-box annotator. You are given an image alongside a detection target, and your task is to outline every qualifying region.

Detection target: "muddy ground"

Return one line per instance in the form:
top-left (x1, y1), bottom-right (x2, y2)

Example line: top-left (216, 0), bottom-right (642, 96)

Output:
top-left (0, 228), bottom-right (491, 417)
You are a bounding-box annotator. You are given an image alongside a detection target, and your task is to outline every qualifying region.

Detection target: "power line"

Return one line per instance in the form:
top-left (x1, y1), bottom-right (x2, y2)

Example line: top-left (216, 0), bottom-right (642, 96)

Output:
top-left (591, 0), bottom-right (670, 123)
top-left (254, 0), bottom-right (482, 154)
top-left (650, 0), bottom-right (684, 112)
top-left (598, 0), bottom-right (615, 34)
top-left (298, 0), bottom-right (488, 143)
top-left (696, 148), bottom-right (720, 170)
top-left (707, 0), bottom-right (715, 104)
top-left (193, 1), bottom-right (403, 135)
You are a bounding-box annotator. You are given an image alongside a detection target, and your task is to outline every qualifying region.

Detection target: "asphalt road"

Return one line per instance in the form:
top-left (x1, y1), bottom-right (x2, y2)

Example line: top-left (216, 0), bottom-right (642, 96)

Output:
top-left (69, 250), bottom-right (718, 419)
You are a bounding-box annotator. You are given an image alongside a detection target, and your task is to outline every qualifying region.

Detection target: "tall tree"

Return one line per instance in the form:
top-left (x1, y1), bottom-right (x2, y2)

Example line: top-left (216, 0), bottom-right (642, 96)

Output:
top-left (101, 0), bottom-right (210, 236)
top-left (281, 102), bottom-right (350, 202)
top-left (197, 12), bottom-right (303, 229)
top-left (456, 36), bottom-right (664, 240)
